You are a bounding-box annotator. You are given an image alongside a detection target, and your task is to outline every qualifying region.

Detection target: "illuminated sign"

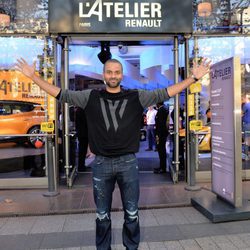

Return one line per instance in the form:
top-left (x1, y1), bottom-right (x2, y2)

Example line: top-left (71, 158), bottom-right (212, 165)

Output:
top-left (190, 82), bottom-right (202, 94)
top-left (49, 0), bottom-right (193, 33)
top-left (210, 57), bottom-right (242, 207)
top-left (41, 122), bottom-right (55, 132)
top-left (189, 120), bottom-right (202, 131)
top-left (188, 94), bottom-right (195, 117)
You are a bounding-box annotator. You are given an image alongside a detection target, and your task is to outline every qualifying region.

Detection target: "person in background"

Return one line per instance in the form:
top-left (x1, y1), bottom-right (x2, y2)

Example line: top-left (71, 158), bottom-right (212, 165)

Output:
top-left (145, 106), bottom-right (157, 151)
top-left (206, 101), bottom-right (211, 123)
top-left (16, 57), bottom-right (210, 250)
top-left (75, 107), bottom-right (89, 172)
top-left (154, 102), bottom-right (169, 174)
top-left (242, 96), bottom-right (250, 157)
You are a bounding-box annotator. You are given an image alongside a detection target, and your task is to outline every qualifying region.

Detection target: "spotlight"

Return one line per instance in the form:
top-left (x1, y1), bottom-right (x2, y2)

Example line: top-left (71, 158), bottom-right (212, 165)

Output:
top-left (97, 42), bottom-right (112, 64)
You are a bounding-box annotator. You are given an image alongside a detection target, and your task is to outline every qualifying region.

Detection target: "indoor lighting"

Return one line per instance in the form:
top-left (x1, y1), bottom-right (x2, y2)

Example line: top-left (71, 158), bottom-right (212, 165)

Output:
top-left (97, 42), bottom-right (112, 64)
top-left (246, 64), bottom-right (250, 73)
top-left (0, 8), bottom-right (10, 27)
top-left (197, 2), bottom-right (212, 17)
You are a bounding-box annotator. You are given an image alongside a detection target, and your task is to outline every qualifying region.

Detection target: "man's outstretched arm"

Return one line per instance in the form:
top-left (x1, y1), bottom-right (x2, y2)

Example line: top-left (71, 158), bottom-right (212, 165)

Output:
top-left (167, 58), bottom-right (211, 97)
top-left (15, 58), bottom-right (61, 98)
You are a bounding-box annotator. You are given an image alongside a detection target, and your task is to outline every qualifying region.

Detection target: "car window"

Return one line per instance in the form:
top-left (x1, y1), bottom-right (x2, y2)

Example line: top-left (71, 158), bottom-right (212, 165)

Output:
top-left (0, 104), bottom-right (11, 115)
top-left (0, 102), bottom-right (36, 115)
top-left (20, 104), bottom-right (34, 112)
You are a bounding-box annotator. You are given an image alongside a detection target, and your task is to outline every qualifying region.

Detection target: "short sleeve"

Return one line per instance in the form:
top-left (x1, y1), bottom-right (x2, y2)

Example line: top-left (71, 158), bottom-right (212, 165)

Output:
top-left (138, 88), bottom-right (170, 109)
top-left (59, 89), bottom-right (92, 110)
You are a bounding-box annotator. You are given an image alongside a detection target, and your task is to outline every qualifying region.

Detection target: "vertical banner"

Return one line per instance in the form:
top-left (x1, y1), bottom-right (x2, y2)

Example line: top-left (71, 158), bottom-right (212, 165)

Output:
top-left (210, 57), bottom-right (242, 207)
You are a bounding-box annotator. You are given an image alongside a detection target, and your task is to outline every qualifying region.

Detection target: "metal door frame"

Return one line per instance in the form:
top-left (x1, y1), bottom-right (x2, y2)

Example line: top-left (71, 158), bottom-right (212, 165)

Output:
top-left (61, 34), bottom-right (186, 187)
top-left (0, 35), bottom-right (57, 189)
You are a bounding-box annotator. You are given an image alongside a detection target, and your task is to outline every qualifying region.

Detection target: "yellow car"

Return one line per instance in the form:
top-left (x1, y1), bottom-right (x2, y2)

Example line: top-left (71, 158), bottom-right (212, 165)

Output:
top-left (179, 124), bottom-right (211, 152)
top-left (0, 100), bottom-right (45, 147)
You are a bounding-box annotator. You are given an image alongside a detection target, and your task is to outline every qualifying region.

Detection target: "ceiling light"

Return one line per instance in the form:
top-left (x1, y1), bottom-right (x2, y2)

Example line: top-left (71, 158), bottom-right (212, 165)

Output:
top-left (246, 64), bottom-right (250, 73)
top-left (97, 42), bottom-right (112, 64)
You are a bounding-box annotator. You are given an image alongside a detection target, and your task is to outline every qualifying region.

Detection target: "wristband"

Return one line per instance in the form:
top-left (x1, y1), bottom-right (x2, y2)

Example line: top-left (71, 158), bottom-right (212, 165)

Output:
top-left (191, 74), bottom-right (199, 82)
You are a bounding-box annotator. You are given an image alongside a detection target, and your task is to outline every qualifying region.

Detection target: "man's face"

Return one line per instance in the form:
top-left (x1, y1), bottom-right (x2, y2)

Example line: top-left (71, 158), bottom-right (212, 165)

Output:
top-left (103, 62), bottom-right (123, 89)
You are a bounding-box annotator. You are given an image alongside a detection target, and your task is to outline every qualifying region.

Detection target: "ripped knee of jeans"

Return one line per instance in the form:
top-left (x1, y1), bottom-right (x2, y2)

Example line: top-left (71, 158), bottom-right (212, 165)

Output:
top-left (96, 211), bottom-right (110, 221)
top-left (125, 208), bottom-right (139, 221)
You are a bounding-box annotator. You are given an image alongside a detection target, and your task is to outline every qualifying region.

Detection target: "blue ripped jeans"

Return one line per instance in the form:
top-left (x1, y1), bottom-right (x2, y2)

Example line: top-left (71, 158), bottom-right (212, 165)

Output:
top-left (92, 154), bottom-right (140, 250)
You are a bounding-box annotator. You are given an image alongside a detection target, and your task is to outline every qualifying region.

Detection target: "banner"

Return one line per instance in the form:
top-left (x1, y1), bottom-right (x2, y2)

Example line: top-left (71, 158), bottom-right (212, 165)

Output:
top-left (49, 0), bottom-right (193, 33)
top-left (210, 57), bottom-right (242, 207)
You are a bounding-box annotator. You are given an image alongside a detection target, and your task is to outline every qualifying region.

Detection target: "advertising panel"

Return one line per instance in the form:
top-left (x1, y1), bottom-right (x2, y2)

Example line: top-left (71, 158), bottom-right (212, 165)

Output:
top-left (0, 71), bottom-right (45, 104)
top-left (49, 0), bottom-right (193, 33)
top-left (0, 70), bottom-right (55, 121)
top-left (210, 57), bottom-right (242, 207)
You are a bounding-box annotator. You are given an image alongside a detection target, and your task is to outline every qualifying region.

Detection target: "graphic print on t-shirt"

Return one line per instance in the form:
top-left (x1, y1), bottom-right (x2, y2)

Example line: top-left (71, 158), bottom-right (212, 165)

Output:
top-left (100, 98), bottom-right (128, 132)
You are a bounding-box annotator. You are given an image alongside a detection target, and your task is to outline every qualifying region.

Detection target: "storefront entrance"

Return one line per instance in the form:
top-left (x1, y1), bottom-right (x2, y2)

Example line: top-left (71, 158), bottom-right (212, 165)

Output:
top-left (59, 35), bottom-right (186, 187)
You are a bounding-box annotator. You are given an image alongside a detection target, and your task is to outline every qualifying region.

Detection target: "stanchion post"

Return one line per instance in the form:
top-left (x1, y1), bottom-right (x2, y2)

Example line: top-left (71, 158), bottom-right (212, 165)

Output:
top-left (185, 131), bottom-right (201, 191)
top-left (43, 135), bottom-right (60, 197)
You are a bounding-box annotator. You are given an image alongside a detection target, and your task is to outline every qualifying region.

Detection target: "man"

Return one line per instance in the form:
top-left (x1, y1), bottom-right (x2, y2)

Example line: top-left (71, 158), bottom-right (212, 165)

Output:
top-left (206, 101), bottom-right (211, 123)
top-left (154, 102), bottom-right (169, 174)
top-left (15, 57), bottom-right (210, 250)
top-left (145, 106), bottom-right (157, 151)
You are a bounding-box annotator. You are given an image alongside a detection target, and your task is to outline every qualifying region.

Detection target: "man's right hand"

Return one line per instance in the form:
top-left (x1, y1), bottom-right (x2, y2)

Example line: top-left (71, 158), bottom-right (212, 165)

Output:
top-left (15, 58), bottom-right (36, 79)
top-left (15, 57), bottom-right (61, 98)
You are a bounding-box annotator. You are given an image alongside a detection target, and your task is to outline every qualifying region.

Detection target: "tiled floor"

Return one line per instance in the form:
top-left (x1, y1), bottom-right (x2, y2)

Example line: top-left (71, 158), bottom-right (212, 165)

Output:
top-left (0, 179), bottom-right (207, 217)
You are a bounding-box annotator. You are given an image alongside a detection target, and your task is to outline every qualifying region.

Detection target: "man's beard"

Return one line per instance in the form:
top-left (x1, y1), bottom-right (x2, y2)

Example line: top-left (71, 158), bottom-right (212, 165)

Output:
top-left (105, 79), bottom-right (121, 88)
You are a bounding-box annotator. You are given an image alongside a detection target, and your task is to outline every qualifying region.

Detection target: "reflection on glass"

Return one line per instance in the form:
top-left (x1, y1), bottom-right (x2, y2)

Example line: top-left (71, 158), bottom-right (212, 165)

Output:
top-left (0, 0), bottom-right (48, 34)
top-left (193, 0), bottom-right (250, 34)
top-left (190, 36), bottom-right (250, 173)
top-left (0, 36), bottom-right (54, 179)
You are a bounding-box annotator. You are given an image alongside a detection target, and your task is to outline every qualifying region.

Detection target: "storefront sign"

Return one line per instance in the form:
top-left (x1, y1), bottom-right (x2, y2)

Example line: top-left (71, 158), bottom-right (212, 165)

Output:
top-left (210, 57), bottom-right (242, 207)
top-left (49, 0), bottom-right (193, 33)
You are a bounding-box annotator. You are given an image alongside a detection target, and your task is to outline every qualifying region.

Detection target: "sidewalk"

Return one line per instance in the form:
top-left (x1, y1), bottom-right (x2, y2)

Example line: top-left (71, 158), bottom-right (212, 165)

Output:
top-left (1, 206), bottom-right (250, 249)
top-left (0, 180), bottom-right (211, 217)
top-left (1, 181), bottom-right (250, 249)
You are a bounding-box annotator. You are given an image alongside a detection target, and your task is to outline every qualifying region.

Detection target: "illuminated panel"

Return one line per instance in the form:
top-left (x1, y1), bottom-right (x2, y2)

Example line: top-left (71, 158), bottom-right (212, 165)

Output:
top-left (210, 57), bottom-right (242, 207)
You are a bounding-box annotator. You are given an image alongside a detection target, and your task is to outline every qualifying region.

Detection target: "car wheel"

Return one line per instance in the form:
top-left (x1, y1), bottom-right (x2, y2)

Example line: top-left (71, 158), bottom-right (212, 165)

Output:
top-left (27, 126), bottom-right (45, 148)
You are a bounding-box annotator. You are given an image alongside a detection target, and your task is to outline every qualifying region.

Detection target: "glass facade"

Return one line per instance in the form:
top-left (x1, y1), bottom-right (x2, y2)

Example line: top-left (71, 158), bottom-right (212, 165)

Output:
top-left (0, 0), bottom-right (48, 34)
top-left (0, 36), bottom-right (54, 180)
top-left (193, 0), bottom-right (250, 34)
top-left (0, 0), bottom-right (249, 186)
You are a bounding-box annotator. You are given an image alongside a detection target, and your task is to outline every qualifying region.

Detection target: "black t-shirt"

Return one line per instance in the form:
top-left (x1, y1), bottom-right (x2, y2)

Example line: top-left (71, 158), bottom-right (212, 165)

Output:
top-left (59, 88), bottom-right (169, 156)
